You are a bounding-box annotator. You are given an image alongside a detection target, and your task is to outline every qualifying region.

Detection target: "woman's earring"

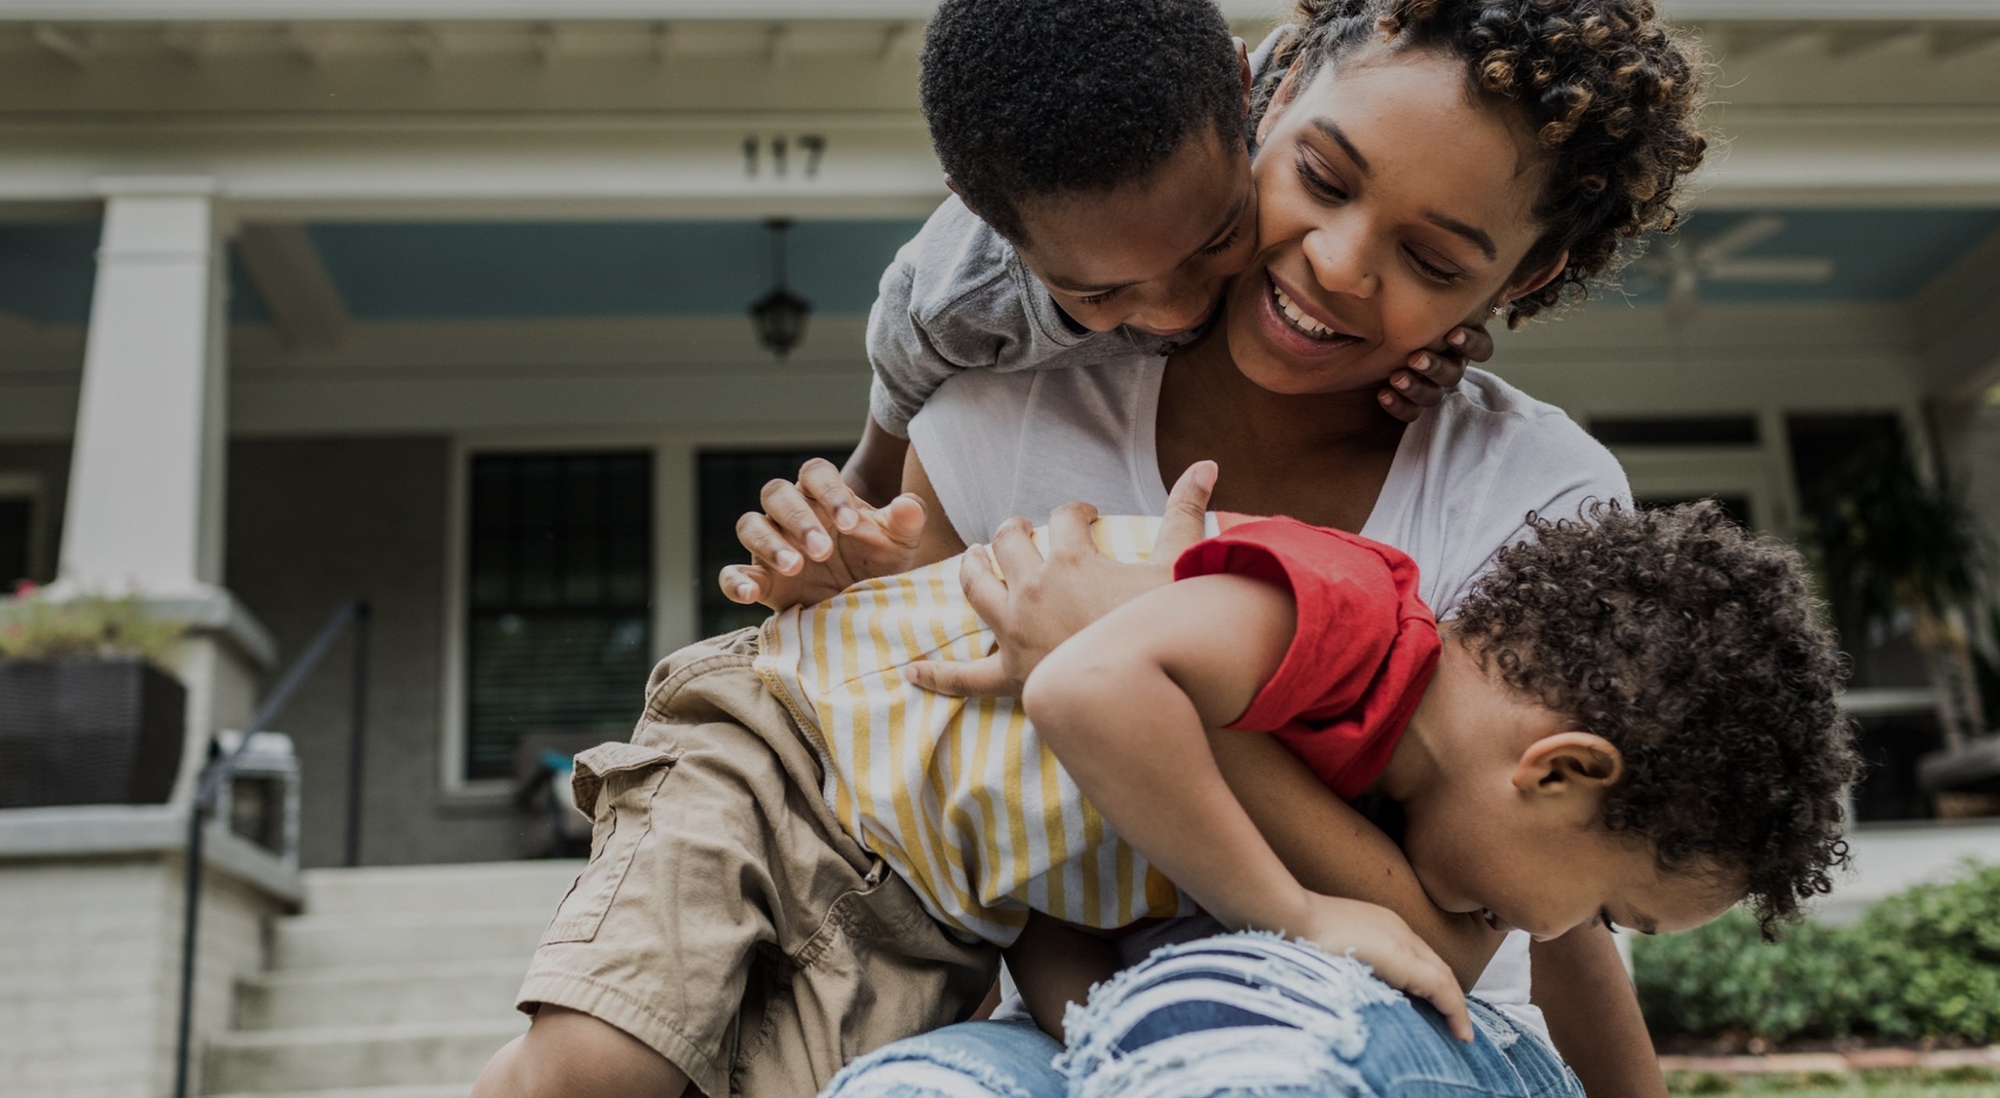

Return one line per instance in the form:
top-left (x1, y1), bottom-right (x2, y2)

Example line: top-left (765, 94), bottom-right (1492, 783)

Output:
top-left (1490, 303), bottom-right (1507, 317)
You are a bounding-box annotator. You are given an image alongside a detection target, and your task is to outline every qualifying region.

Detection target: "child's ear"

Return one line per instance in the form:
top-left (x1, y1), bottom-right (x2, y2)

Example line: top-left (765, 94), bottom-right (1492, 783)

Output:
top-left (1235, 37), bottom-right (1253, 104)
top-left (1510, 731), bottom-right (1622, 797)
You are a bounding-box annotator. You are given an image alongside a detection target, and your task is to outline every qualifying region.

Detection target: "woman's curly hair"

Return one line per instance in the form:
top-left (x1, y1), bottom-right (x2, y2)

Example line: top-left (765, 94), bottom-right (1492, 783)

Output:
top-left (1453, 501), bottom-right (1858, 934)
top-left (1263, 0), bottom-right (1709, 324)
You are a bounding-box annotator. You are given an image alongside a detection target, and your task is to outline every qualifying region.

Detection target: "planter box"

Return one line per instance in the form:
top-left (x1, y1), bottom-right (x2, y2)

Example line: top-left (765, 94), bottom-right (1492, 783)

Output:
top-left (0, 658), bottom-right (186, 807)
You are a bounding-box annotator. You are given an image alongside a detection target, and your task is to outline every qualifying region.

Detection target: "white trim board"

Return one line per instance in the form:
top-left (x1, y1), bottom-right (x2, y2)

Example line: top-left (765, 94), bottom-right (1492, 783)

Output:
top-left (7, 110), bottom-right (2000, 212)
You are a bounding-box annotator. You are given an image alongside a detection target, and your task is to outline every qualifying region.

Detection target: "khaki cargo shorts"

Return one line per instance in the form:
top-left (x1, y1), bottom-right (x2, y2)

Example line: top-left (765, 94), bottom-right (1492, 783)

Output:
top-left (516, 629), bottom-right (998, 1098)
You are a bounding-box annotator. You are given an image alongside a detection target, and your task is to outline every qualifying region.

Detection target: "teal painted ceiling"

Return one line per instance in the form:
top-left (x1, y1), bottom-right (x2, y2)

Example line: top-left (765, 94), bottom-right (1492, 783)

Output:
top-left (1, 209), bottom-right (1996, 327)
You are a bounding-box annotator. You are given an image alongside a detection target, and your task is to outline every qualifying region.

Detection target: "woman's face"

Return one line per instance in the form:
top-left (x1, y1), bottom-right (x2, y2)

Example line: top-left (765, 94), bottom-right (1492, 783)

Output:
top-left (1228, 44), bottom-right (1557, 397)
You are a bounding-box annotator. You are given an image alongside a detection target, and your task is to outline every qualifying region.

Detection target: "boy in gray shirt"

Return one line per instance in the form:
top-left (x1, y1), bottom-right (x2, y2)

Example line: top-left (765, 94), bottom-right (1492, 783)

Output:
top-left (839, 2), bottom-right (1487, 506)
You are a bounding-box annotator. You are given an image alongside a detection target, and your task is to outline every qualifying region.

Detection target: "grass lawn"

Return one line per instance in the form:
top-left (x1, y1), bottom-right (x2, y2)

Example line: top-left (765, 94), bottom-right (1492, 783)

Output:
top-left (1667, 1070), bottom-right (2000, 1097)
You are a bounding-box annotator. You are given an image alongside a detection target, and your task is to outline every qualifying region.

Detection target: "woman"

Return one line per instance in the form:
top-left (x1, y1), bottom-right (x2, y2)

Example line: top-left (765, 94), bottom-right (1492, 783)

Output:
top-left (728, 1), bottom-right (1707, 1094)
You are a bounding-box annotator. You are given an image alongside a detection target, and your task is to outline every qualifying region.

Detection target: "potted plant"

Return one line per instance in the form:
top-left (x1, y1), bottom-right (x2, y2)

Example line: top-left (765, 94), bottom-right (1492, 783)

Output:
top-left (0, 584), bottom-right (189, 808)
top-left (1810, 438), bottom-right (1992, 752)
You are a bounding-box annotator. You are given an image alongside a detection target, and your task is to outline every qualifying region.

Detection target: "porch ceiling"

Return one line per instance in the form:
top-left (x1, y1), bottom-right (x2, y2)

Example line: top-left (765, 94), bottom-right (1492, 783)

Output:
top-left (2, 10), bottom-right (1998, 84)
top-left (5, 0), bottom-right (2000, 20)
top-left (3, 209), bottom-right (1998, 330)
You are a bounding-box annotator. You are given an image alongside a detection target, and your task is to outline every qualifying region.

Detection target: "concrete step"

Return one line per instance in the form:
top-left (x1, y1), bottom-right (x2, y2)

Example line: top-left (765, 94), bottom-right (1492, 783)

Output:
top-left (237, 959), bottom-right (528, 1030)
top-left (203, 1019), bottom-right (523, 1095)
top-left (209, 1087), bottom-right (469, 1098)
top-left (302, 861), bottom-right (583, 917)
top-left (271, 910), bottom-right (550, 971)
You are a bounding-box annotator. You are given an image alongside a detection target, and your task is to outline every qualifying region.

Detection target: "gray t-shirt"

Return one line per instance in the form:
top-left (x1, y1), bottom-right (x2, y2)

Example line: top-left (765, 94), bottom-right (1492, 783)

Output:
top-left (863, 195), bottom-right (1168, 439)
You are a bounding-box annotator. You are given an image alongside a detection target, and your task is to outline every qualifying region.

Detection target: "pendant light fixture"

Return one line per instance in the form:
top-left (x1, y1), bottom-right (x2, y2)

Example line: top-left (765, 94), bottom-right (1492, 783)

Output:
top-left (750, 218), bottom-right (811, 359)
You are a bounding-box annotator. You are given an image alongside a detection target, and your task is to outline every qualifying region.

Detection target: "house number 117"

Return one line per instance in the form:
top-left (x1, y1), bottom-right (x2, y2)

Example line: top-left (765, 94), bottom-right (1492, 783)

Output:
top-left (744, 135), bottom-right (828, 179)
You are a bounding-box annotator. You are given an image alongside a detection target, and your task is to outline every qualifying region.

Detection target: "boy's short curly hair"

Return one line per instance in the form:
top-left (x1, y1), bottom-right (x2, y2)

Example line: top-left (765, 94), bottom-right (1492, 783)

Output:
top-left (1267, 0), bottom-right (1709, 325)
top-left (1452, 501), bottom-right (1857, 933)
top-left (919, 0), bottom-right (1245, 244)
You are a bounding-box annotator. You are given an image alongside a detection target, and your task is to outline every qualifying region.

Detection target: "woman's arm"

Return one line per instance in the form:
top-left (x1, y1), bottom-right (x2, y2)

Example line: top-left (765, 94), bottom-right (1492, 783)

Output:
top-left (1024, 574), bottom-right (1471, 1039)
top-left (1533, 927), bottom-right (1669, 1098)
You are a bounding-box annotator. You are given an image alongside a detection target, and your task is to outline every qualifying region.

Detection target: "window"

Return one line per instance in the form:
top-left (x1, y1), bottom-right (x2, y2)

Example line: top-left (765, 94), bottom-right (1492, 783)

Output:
top-left (464, 453), bottom-right (652, 781)
top-left (1588, 415), bottom-right (1760, 447)
top-left (0, 496), bottom-right (28, 590)
top-left (1784, 413), bottom-right (1946, 823)
top-left (697, 446), bottom-right (851, 638)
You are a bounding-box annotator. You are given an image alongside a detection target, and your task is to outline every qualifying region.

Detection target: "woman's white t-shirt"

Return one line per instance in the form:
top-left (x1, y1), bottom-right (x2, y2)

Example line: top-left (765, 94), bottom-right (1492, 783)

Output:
top-left (909, 357), bottom-right (1632, 1046)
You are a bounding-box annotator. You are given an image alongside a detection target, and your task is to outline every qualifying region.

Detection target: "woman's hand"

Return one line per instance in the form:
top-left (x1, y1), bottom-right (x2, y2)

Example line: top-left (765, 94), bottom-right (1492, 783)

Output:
top-left (1378, 322), bottom-right (1489, 422)
top-left (906, 460), bottom-right (1218, 698)
top-left (719, 457), bottom-right (928, 610)
top-left (1290, 894), bottom-right (1474, 1043)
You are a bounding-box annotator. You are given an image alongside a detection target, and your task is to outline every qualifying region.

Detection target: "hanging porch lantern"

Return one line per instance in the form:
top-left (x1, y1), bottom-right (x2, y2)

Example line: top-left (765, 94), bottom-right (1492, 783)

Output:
top-left (750, 218), bottom-right (811, 359)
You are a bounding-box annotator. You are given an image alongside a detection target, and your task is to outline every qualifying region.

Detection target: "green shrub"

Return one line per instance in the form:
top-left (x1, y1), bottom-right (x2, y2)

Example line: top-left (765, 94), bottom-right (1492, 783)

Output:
top-left (1636, 863), bottom-right (2000, 1044)
top-left (1850, 867), bottom-right (2000, 1042)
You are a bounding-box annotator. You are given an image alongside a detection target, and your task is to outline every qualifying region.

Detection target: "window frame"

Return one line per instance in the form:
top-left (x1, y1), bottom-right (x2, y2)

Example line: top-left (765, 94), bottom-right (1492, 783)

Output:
top-left (439, 426), bottom-right (855, 799)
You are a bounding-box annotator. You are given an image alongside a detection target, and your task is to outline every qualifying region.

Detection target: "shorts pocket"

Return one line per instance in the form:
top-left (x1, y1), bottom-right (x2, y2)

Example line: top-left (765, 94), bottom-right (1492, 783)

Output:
top-left (539, 741), bottom-right (678, 946)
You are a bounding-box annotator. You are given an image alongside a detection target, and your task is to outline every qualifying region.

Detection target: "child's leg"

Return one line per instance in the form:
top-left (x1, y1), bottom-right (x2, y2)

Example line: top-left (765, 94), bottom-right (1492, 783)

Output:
top-left (479, 631), bottom-right (996, 1098)
top-left (474, 1006), bottom-right (687, 1098)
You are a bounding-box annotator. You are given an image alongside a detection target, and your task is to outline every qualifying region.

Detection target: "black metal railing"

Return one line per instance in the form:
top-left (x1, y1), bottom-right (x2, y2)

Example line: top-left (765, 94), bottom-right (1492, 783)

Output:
top-left (172, 599), bottom-right (370, 1098)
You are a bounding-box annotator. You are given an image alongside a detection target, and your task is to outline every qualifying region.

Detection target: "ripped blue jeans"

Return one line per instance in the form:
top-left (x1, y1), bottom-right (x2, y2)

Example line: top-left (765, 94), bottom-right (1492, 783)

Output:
top-left (821, 933), bottom-right (1584, 1098)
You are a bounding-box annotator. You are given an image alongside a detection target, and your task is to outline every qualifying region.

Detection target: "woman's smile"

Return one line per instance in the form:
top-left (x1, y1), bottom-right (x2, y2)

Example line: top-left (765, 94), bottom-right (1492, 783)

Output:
top-left (1266, 269), bottom-right (1364, 345)
top-left (1251, 268), bottom-right (1370, 369)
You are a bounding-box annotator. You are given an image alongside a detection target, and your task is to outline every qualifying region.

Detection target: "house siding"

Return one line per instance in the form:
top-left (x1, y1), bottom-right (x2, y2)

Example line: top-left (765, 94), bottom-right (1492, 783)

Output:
top-left (226, 436), bottom-right (520, 868)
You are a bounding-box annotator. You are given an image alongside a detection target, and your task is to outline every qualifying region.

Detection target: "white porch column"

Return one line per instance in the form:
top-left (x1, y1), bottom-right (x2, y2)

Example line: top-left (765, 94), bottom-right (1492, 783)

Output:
top-left (58, 177), bottom-right (275, 807)
top-left (60, 177), bottom-right (228, 595)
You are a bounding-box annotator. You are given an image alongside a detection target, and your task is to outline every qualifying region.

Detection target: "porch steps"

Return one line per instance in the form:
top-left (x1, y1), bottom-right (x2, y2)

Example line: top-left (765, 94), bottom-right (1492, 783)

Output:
top-left (204, 860), bottom-right (584, 1098)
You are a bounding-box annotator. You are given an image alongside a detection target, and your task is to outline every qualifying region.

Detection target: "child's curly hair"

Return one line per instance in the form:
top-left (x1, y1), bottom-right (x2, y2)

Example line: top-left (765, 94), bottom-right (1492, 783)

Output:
top-left (1453, 502), bottom-right (1858, 933)
top-left (1265, 0), bottom-right (1709, 325)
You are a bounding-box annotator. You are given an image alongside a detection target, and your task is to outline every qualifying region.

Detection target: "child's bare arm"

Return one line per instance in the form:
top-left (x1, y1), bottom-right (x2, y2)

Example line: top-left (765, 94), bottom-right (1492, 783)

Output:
top-left (1004, 913), bottom-right (1120, 1040)
top-left (1205, 728), bottom-right (1503, 988)
top-left (842, 415), bottom-right (911, 509)
top-left (1024, 574), bottom-right (1471, 1040)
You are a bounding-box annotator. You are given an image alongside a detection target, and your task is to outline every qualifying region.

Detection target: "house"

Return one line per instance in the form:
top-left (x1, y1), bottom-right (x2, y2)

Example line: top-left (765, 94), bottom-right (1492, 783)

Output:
top-left (1, 1), bottom-right (1997, 1094)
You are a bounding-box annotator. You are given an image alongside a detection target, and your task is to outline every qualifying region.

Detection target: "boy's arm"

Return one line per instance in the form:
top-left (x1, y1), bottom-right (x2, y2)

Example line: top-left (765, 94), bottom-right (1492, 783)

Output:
top-left (843, 414), bottom-right (911, 509)
top-left (1024, 573), bottom-right (1472, 1038)
top-left (1204, 727), bottom-right (1503, 987)
top-left (1533, 926), bottom-right (1669, 1098)
top-left (1004, 913), bottom-right (1121, 1040)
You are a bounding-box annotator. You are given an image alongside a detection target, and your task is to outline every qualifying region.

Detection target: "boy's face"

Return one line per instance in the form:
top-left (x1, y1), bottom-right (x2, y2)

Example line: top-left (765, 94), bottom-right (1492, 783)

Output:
top-left (1005, 122), bottom-right (1260, 340)
top-left (1394, 642), bottom-right (1742, 943)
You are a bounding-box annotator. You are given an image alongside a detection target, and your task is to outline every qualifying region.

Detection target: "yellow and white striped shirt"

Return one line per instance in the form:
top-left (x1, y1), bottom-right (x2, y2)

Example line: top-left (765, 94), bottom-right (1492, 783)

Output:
top-left (754, 515), bottom-right (1214, 945)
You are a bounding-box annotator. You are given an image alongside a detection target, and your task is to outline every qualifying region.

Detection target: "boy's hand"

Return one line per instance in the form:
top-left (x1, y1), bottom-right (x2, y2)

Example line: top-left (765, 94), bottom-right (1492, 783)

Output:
top-left (1377, 323), bottom-right (1489, 423)
top-left (906, 460), bottom-right (1217, 697)
top-left (720, 457), bottom-right (927, 610)
top-left (1291, 895), bottom-right (1474, 1043)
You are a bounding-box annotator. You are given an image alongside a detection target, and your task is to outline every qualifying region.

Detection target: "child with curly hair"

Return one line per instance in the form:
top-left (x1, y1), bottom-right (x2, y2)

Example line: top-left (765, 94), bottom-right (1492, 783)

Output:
top-left (796, 495), bottom-right (1853, 1017)
top-left (805, 496), bottom-right (1853, 1098)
